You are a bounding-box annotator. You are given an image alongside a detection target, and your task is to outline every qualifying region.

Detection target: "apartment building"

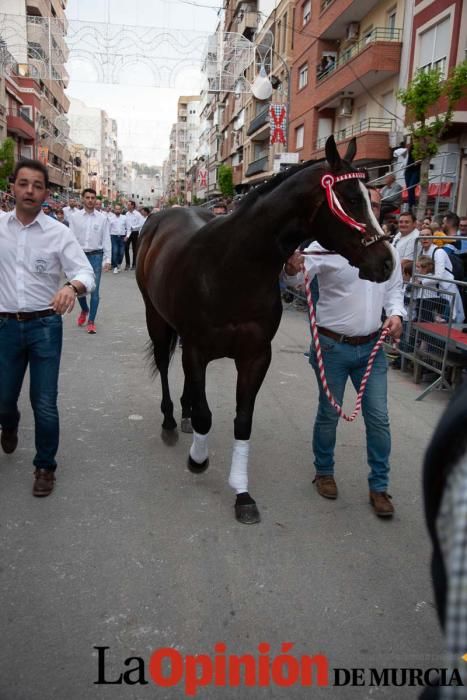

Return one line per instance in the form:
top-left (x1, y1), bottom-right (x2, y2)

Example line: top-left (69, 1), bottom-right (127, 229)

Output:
top-left (164, 95), bottom-right (200, 203)
top-left (241, 0), bottom-right (295, 185)
top-left (407, 0), bottom-right (467, 212)
top-left (289, 0), bottom-right (404, 171)
top-left (68, 98), bottom-right (121, 199)
top-left (1, 0), bottom-right (71, 188)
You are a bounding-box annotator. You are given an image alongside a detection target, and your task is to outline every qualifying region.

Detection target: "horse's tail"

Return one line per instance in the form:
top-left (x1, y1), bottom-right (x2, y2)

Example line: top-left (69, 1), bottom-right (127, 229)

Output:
top-left (145, 326), bottom-right (178, 378)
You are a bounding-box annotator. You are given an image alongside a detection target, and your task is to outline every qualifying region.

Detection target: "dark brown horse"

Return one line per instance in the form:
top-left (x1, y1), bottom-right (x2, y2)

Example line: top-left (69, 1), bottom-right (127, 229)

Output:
top-left (136, 136), bottom-right (394, 524)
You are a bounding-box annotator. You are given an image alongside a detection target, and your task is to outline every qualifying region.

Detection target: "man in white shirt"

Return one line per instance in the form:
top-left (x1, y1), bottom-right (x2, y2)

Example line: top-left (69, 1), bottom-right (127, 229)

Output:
top-left (63, 198), bottom-right (79, 224)
top-left (69, 188), bottom-right (111, 334)
top-left (284, 188), bottom-right (404, 517)
top-left (0, 159), bottom-right (95, 497)
top-left (109, 204), bottom-right (127, 273)
top-left (124, 200), bottom-right (145, 270)
top-left (392, 212), bottom-right (419, 266)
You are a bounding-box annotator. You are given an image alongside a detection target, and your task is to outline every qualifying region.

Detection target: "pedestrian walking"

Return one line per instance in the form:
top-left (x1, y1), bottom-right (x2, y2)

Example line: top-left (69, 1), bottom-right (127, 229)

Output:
top-left (69, 188), bottom-right (111, 334)
top-left (284, 188), bottom-right (405, 517)
top-left (109, 204), bottom-right (127, 273)
top-left (0, 159), bottom-right (95, 496)
top-left (124, 200), bottom-right (144, 270)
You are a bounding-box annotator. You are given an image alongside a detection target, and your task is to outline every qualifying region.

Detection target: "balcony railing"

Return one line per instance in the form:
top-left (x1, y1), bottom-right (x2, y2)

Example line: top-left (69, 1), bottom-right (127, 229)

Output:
top-left (316, 28), bottom-right (402, 82)
top-left (315, 117), bottom-right (396, 150)
top-left (8, 107), bottom-right (34, 126)
top-left (245, 155), bottom-right (269, 177)
top-left (247, 107), bottom-right (269, 136)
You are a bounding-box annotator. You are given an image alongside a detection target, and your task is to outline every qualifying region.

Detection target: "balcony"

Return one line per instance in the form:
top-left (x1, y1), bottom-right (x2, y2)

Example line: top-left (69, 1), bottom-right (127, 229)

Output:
top-left (247, 107), bottom-right (269, 136)
top-left (245, 155), bottom-right (269, 177)
top-left (319, 0), bottom-right (382, 39)
top-left (7, 108), bottom-right (35, 140)
top-left (236, 10), bottom-right (258, 39)
top-left (313, 118), bottom-right (395, 161)
top-left (316, 117), bottom-right (395, 149)
top-left (315, 29), bottom-right (402, 108)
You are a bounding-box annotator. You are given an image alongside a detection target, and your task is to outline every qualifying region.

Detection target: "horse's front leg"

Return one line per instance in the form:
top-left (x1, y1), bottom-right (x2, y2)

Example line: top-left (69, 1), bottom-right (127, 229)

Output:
top-left (230, 347), bottom-right (272, 524)
top-left (182, 348), bottom-right (211, 473)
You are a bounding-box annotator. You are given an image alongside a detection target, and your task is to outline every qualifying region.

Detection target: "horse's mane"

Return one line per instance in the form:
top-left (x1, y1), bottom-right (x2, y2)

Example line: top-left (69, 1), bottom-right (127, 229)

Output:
top-left (236, 157), bottom-right (326, 211)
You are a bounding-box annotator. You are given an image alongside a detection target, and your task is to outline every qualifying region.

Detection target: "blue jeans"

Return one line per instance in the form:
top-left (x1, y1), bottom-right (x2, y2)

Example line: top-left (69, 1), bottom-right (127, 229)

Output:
top-left (0, 314), bottom-right (63, 469)
top-left (309, 334), bottom-right (391, 492)
top-left (78, 252), bottom-right (103, 322)
top-left (111, 236), bottom-right (125, 268)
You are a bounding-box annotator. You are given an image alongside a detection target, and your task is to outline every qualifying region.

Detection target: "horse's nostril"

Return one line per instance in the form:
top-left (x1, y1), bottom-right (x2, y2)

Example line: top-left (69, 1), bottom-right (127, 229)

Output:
top-left (384, 258), bottom-right (393, 276)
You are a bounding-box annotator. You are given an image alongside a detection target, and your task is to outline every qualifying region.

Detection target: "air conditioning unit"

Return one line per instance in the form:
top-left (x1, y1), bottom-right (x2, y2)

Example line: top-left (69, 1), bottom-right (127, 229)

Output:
top-left (346, 23), bottom-right (359, 41)
top-left (338, 97), bottom-right (353, 117)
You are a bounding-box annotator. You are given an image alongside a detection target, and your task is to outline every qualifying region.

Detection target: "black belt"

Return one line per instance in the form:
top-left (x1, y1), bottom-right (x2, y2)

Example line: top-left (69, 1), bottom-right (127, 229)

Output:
top-left (84, 249), bottom-right (103, 255)
top-left (0, 309), bottom-right (56, 321)
top-left (318, 326), bottom-right (380, 346)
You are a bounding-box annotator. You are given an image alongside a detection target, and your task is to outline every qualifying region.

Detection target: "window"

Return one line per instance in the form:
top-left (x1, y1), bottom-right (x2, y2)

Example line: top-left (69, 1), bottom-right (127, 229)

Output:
top-left (418, 17), bottom-right (449, 78)
top-left (386, 7), bottom-right (397, 38)
top-left (298, 63), bottom-right (308, 89)
top-left (282, 13), bottom-right (287, 53)
top-left (295, 125), bottom-right (304, 149)
top-left (302, 0), bottom-right (311, 26)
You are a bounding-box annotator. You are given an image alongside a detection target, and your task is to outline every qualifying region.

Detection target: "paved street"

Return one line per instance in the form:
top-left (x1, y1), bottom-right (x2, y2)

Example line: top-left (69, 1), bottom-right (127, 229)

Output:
top-left (0, 271), bottom-right (449, 699)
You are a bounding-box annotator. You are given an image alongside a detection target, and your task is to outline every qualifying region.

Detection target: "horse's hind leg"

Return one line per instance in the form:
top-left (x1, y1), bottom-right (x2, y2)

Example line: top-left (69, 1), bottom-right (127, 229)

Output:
top-left (145, 304), bottom-right (178, 436)
top-left (180, 377), bottom-right (193, 434)
top-left (230, 347), bottom-right (272, 524)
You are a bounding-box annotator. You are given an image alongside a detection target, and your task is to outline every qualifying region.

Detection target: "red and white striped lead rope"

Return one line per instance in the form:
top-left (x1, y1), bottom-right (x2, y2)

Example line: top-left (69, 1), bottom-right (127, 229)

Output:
top-left (304, 271), bottom-right (390, 422)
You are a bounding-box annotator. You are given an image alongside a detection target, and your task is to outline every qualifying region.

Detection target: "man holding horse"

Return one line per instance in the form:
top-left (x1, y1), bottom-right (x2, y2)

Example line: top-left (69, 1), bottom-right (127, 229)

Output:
top-left (285, 188), bottom-right (404, 518)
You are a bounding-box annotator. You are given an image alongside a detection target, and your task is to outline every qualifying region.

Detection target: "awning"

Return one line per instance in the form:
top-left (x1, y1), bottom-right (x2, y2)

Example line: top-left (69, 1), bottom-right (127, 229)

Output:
top-left (402, 183), bottom-right (452, 200)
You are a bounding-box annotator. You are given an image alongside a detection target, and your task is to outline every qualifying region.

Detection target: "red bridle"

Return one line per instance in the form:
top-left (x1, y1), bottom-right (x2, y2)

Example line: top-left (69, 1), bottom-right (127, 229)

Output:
top-left (320, 172), bottom-right (368, 234)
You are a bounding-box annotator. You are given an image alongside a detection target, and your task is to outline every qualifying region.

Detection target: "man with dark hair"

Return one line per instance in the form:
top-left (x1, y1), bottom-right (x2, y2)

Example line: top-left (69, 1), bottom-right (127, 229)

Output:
top-left (284, 187), bottom-right (404, 517)
top-left (69, 188), bottom-right (111, 333)
top-left (0, 160), bottom-right (95, 496)
top-left (124, 200), bottom-right (144, 269)
top-left (392, 212), bottom-right (419, 267)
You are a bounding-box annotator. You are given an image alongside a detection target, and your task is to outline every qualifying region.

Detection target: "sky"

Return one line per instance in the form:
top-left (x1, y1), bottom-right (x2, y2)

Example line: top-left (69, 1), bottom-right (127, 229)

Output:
top-left (65, 0), bottom-right (221, 165)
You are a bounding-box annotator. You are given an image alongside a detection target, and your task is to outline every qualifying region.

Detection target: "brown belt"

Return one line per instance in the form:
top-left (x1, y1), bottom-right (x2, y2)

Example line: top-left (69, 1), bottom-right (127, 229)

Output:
top-left (0, 309), bottom-right (56, 321)
top-left (318, 326), bottom-right (380, 346)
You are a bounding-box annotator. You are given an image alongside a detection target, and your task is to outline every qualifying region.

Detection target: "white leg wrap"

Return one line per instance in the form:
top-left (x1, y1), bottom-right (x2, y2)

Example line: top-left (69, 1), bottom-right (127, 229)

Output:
top-left (228, 439), bottom-right (250, 493)
top-left (189, 430), bottom-right (209, 464)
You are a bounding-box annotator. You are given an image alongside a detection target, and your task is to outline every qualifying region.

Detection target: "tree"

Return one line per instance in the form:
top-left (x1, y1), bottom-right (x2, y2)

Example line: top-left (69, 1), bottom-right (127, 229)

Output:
top-left (0, 137), bottom-right (15, 193)
top-left (217, 164), bottom-right (234, 198)
top-left (398, 60), bottom-right (467, 219)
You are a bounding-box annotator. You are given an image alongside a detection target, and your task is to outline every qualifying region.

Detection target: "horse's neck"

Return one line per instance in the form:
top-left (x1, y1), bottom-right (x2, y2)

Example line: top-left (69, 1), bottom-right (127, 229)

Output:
top-left (230, 183), bottom-right (314, 262)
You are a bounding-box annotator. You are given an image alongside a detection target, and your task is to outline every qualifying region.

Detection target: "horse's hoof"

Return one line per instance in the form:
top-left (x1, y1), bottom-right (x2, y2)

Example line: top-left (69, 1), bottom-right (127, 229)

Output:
top-left (187, 455), bottom-right (209, 473)
top-left (234, 494), bottom-right (260, 524)
top-left (162, 417), bottom-right (177, 431)
top-left (234, 502), bottom-right (261, 524)
top-left (161, 428), bottom-right (179, 446)
top-left (181, 417), bottom-right (193, 434)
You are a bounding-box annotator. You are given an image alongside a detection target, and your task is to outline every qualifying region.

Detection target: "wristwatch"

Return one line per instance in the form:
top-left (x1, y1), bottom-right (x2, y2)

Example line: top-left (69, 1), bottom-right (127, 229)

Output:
top-left (64, 281), bottom-right (79, 296)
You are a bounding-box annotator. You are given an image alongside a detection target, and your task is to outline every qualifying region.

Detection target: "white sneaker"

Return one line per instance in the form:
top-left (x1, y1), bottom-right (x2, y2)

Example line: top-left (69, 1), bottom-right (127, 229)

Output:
top-left (113, 267), bottom-right (120, 274)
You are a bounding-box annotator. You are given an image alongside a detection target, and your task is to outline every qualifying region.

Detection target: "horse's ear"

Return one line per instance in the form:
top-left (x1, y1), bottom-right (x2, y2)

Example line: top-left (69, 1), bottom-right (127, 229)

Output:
top-left (325, 135), bottom-right (341, 170)
top-left (344, 137), bottom-right (357, 163)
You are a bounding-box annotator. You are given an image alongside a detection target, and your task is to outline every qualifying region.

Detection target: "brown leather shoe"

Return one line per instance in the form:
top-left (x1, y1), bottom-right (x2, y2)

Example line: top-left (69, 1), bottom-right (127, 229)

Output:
top-left (313, 475), bottom-right (338, 499)
top-left (33, 469), bottom-right (56, 497)
top-left (1, 427), bottom-right (18, 454)
top-left (369, 491), bottom-right (394, 517)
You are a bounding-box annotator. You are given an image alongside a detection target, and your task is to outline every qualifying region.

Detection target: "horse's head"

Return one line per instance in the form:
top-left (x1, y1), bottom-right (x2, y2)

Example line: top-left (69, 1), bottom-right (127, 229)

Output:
top-left (310, 136), bottom-right (394, 282)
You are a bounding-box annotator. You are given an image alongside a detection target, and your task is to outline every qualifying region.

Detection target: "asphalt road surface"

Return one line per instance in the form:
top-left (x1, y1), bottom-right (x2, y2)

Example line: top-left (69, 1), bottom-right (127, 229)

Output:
top-left (0, 271), bottom-right (450, 699)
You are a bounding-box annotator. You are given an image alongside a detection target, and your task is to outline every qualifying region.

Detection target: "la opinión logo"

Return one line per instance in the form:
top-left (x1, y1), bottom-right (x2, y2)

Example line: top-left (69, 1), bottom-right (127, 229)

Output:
top-left (94, 645), bottom-right (464, 696)
top-left (94, 643), bottom-right (329, 695)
